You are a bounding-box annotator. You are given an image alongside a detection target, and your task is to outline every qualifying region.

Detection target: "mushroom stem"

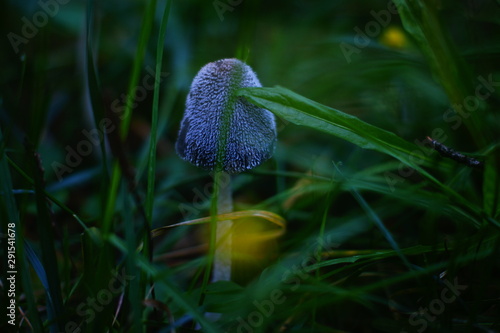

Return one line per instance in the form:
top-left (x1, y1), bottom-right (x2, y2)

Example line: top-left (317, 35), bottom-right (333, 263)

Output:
top-left (212, 171), bottom-right (233, 282)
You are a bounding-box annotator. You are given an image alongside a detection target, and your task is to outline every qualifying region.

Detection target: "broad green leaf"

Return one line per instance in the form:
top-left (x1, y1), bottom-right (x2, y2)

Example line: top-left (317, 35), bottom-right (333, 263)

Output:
top-left (238, 86), bottom-right (481, 224)
top-left (239, 86), bottom-right (434, 177)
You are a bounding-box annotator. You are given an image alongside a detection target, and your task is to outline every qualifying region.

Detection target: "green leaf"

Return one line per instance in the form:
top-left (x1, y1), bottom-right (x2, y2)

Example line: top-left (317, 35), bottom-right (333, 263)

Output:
top-left (238, 86), bottom-right (481, 226)
top-left (239, 86), bottom-right (433, 176)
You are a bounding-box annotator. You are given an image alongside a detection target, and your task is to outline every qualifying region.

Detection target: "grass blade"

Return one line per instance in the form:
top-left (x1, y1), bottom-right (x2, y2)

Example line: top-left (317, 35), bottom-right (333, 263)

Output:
top-left (146, 0), bottom-right (172, 222)
top-left (238, 86), bottom-right (482, 223)
top-left (27, 144), bottom-right (64, 332)
top-left (393, 0), bottom-right (489, 147)
top-left (101, 0), bottom-right (158, 235)
top-left (239, 86), bottom-right (433, 169)
top-left (0, 128), bottom-right (44, 331)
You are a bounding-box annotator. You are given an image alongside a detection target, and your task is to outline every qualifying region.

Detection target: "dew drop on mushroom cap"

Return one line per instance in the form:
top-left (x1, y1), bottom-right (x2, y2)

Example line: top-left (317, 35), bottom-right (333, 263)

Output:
top-left (175, 58), bottom-right (277, 174)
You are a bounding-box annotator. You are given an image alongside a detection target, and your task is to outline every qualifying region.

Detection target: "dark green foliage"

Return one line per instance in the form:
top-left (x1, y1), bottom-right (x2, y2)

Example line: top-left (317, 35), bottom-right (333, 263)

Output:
top-left (0, 0), bottom-right (499, 332)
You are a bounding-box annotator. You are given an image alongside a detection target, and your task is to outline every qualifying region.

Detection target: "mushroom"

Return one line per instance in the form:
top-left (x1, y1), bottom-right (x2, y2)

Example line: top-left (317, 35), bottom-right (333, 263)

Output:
top-left (176, 58), bottom-right (276, 282)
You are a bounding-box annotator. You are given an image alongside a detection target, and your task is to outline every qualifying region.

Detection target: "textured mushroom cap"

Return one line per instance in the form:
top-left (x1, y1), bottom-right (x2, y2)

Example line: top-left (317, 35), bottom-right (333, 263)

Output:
top-left (175, 58), bottom-right (276, 174)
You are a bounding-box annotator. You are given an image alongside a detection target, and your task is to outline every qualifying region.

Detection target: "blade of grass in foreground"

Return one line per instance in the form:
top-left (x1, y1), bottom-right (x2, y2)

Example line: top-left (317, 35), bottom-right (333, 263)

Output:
top-left (332, 163), bottom-right (413, 270)
top-left (7, 157), bottom-right (98, 237)
top-left (143, 0), bottom-right (172, 277)
top-left (28, 144), bottom-right (64, 332)
top-left (145, 0), bottom-right (172, 227)
top-left (141, 2), bottom-right (172, 325)
top-left (123, 187), bottom-right (142, 333)
top-left (393, 0), bottom-right (489, 148)
top-left (238, 86), bottom-right (481, 221)
top-left (239, 86), bottom-right (433, 170)
top-left (0, 129), bottom-right (43, 331)
top-left (101, 0), bottom-right (158, 235)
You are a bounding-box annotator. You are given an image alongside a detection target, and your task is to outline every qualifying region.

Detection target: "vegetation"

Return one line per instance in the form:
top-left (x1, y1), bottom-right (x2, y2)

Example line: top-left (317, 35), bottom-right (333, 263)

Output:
top-left (1, 0), bottom-right (499, 332)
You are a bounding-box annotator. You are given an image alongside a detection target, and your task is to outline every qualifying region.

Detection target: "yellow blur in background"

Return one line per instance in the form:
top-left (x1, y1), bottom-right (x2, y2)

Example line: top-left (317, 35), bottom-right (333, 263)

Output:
top-left (379, 25), bottom-right (408, 49)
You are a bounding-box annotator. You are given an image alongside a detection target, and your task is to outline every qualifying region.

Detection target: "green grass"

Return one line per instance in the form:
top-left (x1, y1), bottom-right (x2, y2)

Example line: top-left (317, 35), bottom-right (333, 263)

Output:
top-left (1, 0), bottom-right (499, 332)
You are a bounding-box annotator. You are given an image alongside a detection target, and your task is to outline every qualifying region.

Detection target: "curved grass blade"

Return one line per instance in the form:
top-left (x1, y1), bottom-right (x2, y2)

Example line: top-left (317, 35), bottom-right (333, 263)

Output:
top-left (28, 144), bottom-right (64, 332)
top-left (7, 157), bottom-right (96, 239)
top-left (151, 210), bottom-right (286, 239)
top-left (238, 86), bottom-right (481, 220)
top-left (23, 241), bottom-right (58, 329)
top-left (393, 0), bottom-right (488, 148)
top-left (239, 86), bottom-right (433, 170)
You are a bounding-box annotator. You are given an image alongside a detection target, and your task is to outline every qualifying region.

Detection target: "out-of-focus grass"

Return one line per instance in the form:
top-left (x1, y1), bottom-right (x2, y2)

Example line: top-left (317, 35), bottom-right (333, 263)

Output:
top-left (0, 0), bottom-right (499, 332)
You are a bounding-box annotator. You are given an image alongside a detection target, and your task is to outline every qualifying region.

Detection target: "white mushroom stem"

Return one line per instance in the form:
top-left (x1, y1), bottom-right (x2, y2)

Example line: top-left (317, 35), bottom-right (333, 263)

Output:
top-left (212, 172), bottom-right (233, 282)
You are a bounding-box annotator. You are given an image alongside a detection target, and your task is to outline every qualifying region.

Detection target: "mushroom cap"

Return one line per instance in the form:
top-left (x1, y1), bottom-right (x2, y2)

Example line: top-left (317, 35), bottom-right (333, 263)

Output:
top-left (175, 58), bottom-right (276, 174)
